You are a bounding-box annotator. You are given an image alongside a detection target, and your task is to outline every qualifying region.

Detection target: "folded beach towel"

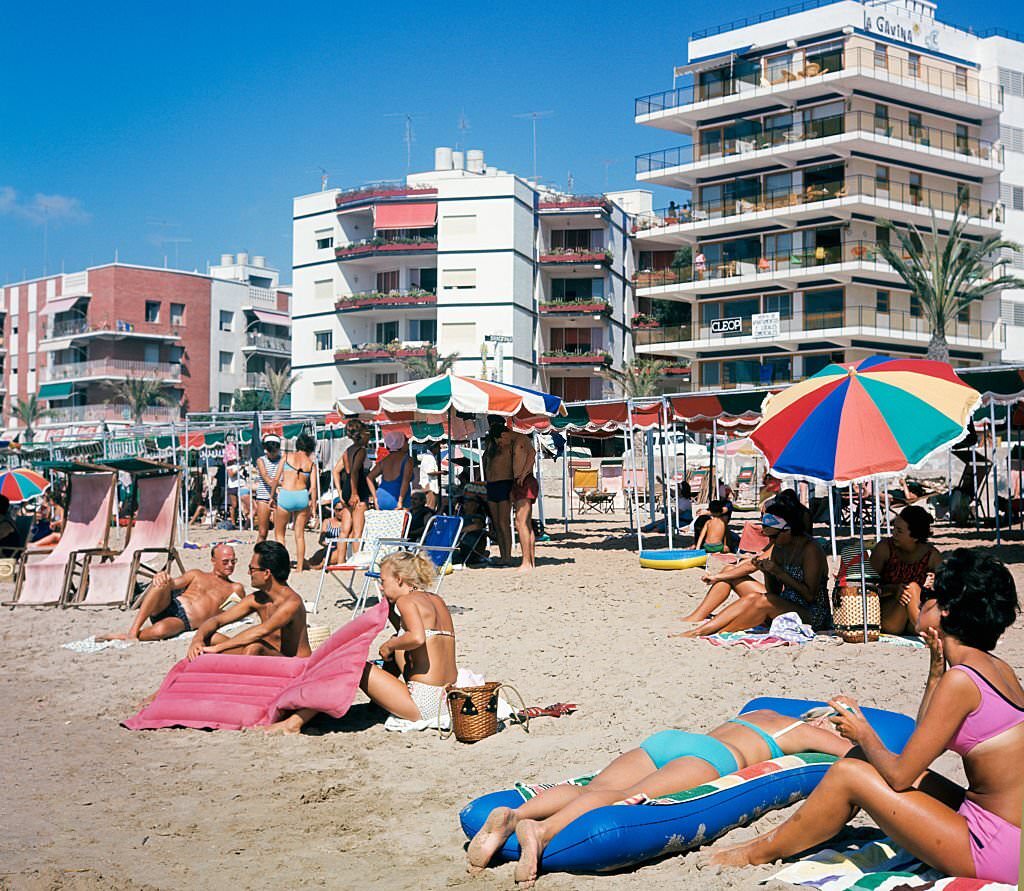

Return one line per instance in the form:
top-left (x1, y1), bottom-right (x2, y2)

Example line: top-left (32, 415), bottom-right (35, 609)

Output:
top-left (705, 613), bottom-right (829, 649)
top-left (63, 636), bottom-right (133, 654)
top-left (769, 835), bottom-right (1016, 890)
top-left (879, 633), bottom-right (926, 649)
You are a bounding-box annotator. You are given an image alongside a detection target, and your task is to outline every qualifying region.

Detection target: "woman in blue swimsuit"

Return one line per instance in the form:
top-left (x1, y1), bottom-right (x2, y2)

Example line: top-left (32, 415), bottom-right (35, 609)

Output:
top-left (468, 707), bottom-right (852, 884)
top-left (273, 433), bottom-right (319, 573)
top-left (368, 430), bottom-right (414, 511)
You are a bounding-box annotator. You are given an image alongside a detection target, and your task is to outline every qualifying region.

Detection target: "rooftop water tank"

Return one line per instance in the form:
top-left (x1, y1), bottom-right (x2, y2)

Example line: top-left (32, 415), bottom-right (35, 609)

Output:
top-left (452, 151), bottom-right (465, 170)
top-left (236, 252), bottom-right (249, 265)
top-left (435, 147), bottom-right (453, 170)
top-left (467, 150), bottom-right (485, 173)
top-left (253, 255), bottom-right (266, 267)
top-left (220, 253), bottom-right (233, 266)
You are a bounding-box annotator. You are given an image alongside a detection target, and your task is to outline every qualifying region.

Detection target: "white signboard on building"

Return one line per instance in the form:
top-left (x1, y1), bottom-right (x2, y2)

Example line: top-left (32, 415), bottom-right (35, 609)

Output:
top-left (710, 317), bottom-right (742, 335)
top-left (751, 311), bottom-right (781, 339)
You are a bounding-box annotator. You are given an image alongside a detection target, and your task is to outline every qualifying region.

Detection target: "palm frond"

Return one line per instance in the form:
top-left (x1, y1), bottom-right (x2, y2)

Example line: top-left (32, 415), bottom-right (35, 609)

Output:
top-left (599, 360), bottom-right (670, 398)
top-left (263, 366), bottom-right (301, 410)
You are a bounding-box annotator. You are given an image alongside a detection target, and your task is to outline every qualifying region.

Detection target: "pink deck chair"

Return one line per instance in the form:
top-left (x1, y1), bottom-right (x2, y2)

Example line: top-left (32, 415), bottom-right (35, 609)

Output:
top-left (69, 473), bottom-right (184, 608)
top-left (5, 472), bottom-right (116, 607)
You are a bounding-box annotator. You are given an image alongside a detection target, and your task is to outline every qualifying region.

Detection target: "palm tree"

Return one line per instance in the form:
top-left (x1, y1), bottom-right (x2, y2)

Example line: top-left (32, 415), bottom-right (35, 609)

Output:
top-left (264, 365), bottom-right (301, 410)
top-left (108, 374), bottom-right (176, 425)
top-left (13, 395), bottom-right (53, 443)
top-left (401, 346), bottom-right (459, 380)
top-left (599, 359), bottom-right (670, 398)
top-left (232, 388), bottom-right (273, 412)
top-left (876, 206), bottom-right (1024, 362)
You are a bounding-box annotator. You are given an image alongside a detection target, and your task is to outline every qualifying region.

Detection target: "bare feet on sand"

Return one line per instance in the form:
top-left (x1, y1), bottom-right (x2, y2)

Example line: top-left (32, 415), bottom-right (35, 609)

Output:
top-left (96, 632), bottom-right (134, 642)
top-left (700, 839), bottom-right (761, 868)
top-left (669, 621), bottom-right (709, 638)
top-left (466, 806), bottom-right (517, 874)
top-left (262, 715), bottom-right (305, 736)
top-left (513, 819), bottom-right (545, 887)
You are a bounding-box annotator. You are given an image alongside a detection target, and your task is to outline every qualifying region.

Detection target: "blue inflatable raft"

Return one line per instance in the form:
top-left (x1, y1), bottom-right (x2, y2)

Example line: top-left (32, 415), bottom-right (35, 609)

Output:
top-left (459, 697), bottom-right (914, 875)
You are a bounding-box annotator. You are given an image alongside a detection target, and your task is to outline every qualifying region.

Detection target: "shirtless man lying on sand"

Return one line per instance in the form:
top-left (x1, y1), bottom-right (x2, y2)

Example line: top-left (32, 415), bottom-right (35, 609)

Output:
top-left (186, 540), bottom-right (311, 660)
top-left (101, 544), bottom-right (243, 642)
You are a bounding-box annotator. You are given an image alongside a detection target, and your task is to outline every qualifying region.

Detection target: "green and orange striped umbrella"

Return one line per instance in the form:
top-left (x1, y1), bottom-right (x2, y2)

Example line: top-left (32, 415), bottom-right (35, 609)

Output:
top-left (751, 357), bottom-right (980, 484)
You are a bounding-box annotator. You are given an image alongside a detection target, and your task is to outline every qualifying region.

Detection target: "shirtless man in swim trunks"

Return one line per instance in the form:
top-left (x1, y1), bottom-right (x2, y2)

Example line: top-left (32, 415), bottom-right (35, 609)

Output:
top-left (100, 544), bottom-right (243, 642)
top-left (186, 540), bottom-right (311, 659)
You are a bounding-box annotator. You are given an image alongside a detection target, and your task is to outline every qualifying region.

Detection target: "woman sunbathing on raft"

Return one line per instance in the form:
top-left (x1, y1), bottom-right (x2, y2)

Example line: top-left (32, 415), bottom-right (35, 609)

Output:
top-left (708, 549), bottom-right (1023, 885)
top-left (265, 550), bottom-right (457, 734)
top-left (467, 707), bottom-right (852, 887)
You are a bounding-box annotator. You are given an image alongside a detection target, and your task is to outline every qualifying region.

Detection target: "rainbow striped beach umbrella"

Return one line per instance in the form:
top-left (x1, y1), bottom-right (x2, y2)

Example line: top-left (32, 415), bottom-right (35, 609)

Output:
top-left (0, 467), bottom-right (50, 503)
top-left (751, 357), bottom-right (981, 484)
top-left (336, 374), bottom-right (563, 419)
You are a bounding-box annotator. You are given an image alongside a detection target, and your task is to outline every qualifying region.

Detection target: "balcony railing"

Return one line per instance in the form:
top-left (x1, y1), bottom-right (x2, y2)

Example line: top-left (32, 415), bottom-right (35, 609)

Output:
top-left (635, 45), bottom-right (1003, 116)
top-left (334, 342), bottom-right (434, 362)
top-left (42, 358), bottom-right (183, 382)
top-left (244, 332), bottom-right (291, 352)
top-left (634, 307), bottom-right (1002, 346)
top-left (637, 111), bottom-right (1001, 173)
top-left (335, 182), bottom-right (437, 208)
top-left (42, 317), bottom-right (183, 341)
top-left (335, 289), bottom-right (437, 312)
top-left (540, 350), bottom-right (613, 365)
top-left (42, 404), bottom-right (181, 425)
top-left (335, 237), bottom-right (438, 259)
top-left (538, 299), bottom-right (612, 315)
top-left (538, 248), bottom-right (613, 265)
top-left (633, 175), bottom-right (1000, 233)
top-left (247, 285), bottom-right (278, 306)
top-left (538, 195), bottom-right (610, 210)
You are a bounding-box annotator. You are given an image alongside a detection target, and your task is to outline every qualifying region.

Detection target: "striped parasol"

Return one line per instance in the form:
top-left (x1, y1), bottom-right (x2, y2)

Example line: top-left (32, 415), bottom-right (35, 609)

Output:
top-left (751, 357), bottom-right (981, 484)
top-left (335, 375), bottom-right (563, 419)
top-left (0, 468), bottom-right (51, 503)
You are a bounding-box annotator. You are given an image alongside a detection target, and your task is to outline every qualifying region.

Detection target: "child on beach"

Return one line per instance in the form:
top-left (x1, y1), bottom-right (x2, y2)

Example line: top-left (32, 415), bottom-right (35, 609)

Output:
top-left (696, 499), bottom-right (729, 554)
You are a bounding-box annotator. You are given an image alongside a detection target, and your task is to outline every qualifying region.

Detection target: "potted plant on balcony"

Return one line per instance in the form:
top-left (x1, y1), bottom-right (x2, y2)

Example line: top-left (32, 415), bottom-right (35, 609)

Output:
top-left (631, 312), bottom-right (660, 329)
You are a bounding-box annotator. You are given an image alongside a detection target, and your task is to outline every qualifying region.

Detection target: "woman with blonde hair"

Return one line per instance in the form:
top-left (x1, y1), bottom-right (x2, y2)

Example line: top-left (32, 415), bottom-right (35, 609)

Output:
top-left (264, 550), bottom-right (457, 734)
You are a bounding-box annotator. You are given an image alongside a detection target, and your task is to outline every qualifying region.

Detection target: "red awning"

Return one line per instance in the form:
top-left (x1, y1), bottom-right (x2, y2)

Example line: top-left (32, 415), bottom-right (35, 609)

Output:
top-left (252, 309), bottom-right (290, 327)
top-left (40, 296), bottom-right (83, 316)
top-left (373, 202), bottom-right (437, 230)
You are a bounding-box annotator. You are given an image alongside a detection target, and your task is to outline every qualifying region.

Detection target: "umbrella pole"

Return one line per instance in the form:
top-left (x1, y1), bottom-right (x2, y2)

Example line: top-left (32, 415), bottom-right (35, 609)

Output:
top-left (1007, 408), bottom-right (1014, 528)
top-left (884, 487), bottom-right (891, 536)
top-left (446, 407), bottom-right (454, 512)
top-left (849, 482), bottom-right (855, 537)
top-left (827, 485), bottom-right (838, 564)
top-left (971, 442), bottom-right (980, 533)
top-left (712, 418), bottom-right (718, 501)
top-left (623, 428), bottom-right (634, 530)
top-left (1018, 407), bottom-right (1023, 533)
top-left (657, 400), bottom-right (671, 549)
top-left (534, 432), bottom-right (545, 531)
top-left (946, 446), bottom-right (953, 527)
top-left (991, 402), bottom-right (1001, 546)
top-left (562, 447), bottom-right (568, 535)
top-left (626, 404), bottom-right (643, 553)
top-left (859, 486), bottom-right (868, 645)
top-left (873, 480), bottom-right (881, 541)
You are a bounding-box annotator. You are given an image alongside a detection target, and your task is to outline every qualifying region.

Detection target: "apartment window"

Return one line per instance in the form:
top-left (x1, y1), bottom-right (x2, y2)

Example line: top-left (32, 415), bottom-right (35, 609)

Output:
top-left (314, 330), bottom-right (333, 351)
top-left (1001, 125), bottom-right (1024, 154)
top-left (219, 310), bottom-right (233, 332)
top-left (1002, 299), bottom-right (1024, 326)
top-left (219, 351), bottom-right (234, 373)
top-left (219, 392), bottom-right (233, 411)
top-left (408, 318), bottom-right (436, 342)
top-left (442, 213), bottom-right (477, 236)
top-left (954, 123), bottom-right (969, 155)
top-left (315, 228), bottom-right (334, 250)
top-left (874, 165), bottom-right (890, 193)
top-left (763, 293), bottom-right (793, 319)
top-left (909, 172), bottom-right (923, 205)
top-left (1000, 182), bottom-right (1024, 211)
top-left (873, 103), bottom-right (890, 135)
top-left (957, 182), bottom-right (971, 210)
top-left (804, 352), bottom-right (844, 377)
top-left (1001, 246), bottom-right (1024, 268)
top-left (440, 321), bottom-right (477, 353)
top-left (701, 361), bottom-right (721, 387)
top-left (313, 279), bottom-right (334, 301)
top-left (145, 301), bottom-right (160, 323)
top-left (908, 53), bottom-right (920, 77)
top-left (908, 112), bottom-right (923, 141)
top-left (550, 229), bottom-right (597, 252)
top-left (873, 43), bottom-right (887, 68)
top-left (999, 67), bottom-right (1024, 97)
top-left (955, 66), bottom-right (968, 91)
top-left (169, 346), bottom-right (184, 364)
top-left (876, 290), bottom-right (890, 313)
top-left (376, 270), bottom-right (400, 292)
top-left (374, 373), bottom-right (399, 388)
top-left (549, 377), bottom-right (592, 402)
top-left (144, 344), bottom-right (160, 364)
top-left (415, 267), bottom-right (437, 292)
top-left (442, 268), bottom-right (476, 290)
top-left (958, 303), bottom-right (971, 323)
top-left (910, 294), bottom-right (923, 318)
top-left (875, 224), bottom-right (890, 248)
top-left (375, 321), bottom-right (399, 343)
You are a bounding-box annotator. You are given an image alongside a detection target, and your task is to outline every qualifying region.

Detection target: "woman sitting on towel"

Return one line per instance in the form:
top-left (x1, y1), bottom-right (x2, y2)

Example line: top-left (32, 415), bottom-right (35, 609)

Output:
top-left (467, 707), bottom-right (852, 886)
top-left (709, 549), bottom-right (1023, 886)
top-left (677, 493), bottom-right (830, 636)
top-left (265, 550), bottom-right (457, 735)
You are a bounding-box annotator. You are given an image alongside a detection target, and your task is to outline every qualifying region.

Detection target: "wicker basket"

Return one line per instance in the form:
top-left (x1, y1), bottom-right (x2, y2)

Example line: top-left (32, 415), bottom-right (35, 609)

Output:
top-left (445, 682), bottom-right (528, 743)
top-left (832, 584), bottom-right (881, 643)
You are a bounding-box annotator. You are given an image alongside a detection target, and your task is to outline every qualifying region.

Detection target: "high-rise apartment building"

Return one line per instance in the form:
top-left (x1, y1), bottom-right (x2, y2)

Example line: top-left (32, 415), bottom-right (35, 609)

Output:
top-left (632, 0), bottom-right (1023, 388)
top-left (290, 149), bottom-right (637, 409)
top-left (0, 254), bottom-right (290, 435)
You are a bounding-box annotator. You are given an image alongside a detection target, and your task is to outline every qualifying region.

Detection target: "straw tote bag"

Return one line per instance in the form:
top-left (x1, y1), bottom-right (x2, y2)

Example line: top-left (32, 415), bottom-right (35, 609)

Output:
top-left (443, 681), bottom-right (529, 743)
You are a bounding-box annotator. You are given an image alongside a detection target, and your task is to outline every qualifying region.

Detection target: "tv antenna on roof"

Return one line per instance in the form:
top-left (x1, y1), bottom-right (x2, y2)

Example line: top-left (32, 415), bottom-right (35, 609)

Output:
top-left (602, 158), bottom-right (618, 192)
top-left (513, 110), bottom-right (554, 183)
top-left (384, 112), bottom-right (426, 171)
top-left (316, 166), bottom-right (330, 191)
top-left (456, 109), bottom-right (470, 150)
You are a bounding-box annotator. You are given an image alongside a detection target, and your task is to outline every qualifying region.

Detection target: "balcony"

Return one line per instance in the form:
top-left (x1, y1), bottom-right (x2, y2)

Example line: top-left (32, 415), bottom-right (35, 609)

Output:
top-left (335, 182), bottom-right (437, 210)
top-left (540, 350), bottom-right (612, 366)
top-left (633, 307), bottom-right (1004, 353)
top-left (335, 237), bottom-right (438, 261)
top-left (40, 404), bottom-right (181, 426)
top-left (538, 299), bottom-right (612, 317)
top-left (538, 195), bottom-right (610, 211)
top-left (632, 175), bottom-right (1001, 241)
top-left (334, 342), bottom-right (433, 363)
top-left (335, 289), bottom-right (437, 313)
top-left (538, 248), bottom-right (613, 266)
top-left (41, 317), bottom-right (183, 345)
top-left (637, 111), bottom-right (1002, 186)
top-left (635, 45), bottom-right (1003, 129)
top-left (242, 332), bottom-right (291, 354)
top-left (247, 285), bottom-right (278, 306)
top-left (41, 358), bottom-right (183, 383)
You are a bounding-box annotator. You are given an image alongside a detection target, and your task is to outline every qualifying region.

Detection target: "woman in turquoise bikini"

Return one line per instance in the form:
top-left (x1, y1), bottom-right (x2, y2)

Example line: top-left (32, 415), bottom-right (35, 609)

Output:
top-left (274, 433), bottom-right (319, 574)
top-left (468, 707), bottom-right (851, 885)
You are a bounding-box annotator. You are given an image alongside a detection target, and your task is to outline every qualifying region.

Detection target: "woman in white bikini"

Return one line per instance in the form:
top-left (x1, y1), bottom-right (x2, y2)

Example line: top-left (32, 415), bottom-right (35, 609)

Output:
top-left (264, 550), bottom-right (457, 734)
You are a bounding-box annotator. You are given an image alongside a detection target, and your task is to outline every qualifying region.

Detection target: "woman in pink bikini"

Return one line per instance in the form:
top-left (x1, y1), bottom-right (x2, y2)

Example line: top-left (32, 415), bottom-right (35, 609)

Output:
top-left (710, 548), bottom-right (1022, 885)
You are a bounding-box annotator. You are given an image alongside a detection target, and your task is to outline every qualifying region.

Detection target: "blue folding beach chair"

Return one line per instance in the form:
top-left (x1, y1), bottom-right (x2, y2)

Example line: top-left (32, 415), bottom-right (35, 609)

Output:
top-left (355, 514), bottom-right (464, 614)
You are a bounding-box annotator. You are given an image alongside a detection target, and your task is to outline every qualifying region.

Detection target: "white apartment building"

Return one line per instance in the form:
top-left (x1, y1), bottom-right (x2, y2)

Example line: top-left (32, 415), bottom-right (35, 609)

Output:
top-left (290, 149), bottom-right (636, 410)
top-left (631, 0), bottom-right (1024, 388)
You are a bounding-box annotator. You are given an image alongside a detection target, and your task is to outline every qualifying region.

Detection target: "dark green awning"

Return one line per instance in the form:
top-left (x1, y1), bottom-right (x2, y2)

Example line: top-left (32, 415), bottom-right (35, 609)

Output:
top-left (38, 381), bottom-right (74, 399)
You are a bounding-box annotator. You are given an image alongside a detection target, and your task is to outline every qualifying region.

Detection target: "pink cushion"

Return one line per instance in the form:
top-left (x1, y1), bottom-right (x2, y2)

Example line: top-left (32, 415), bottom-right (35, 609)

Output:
top-left (123, 599), bottom-right (388, 730)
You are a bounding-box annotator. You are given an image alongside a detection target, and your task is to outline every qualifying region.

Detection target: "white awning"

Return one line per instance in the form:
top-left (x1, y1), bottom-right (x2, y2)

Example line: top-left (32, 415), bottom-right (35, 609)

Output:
top-left (40, 295), bottom-right (84, 316)
top-left (252, 309), bottom-right (290, 327)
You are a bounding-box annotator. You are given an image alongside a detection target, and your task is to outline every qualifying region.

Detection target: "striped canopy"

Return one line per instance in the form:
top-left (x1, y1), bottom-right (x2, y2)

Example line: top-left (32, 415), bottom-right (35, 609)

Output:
top-left (0, 468), bottom-right (50, 502)
top-left (335, 375), bottom-right (563, 419)
top-left (751, 357), bottom-right (981, 484)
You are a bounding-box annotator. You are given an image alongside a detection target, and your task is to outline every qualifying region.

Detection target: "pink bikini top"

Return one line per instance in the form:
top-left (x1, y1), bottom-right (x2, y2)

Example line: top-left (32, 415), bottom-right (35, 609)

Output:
top-left (947, 664), bottom-right (1024, 756)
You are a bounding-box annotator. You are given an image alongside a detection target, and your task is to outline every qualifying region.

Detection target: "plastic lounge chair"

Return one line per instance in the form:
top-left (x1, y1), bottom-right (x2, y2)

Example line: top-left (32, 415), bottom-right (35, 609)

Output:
top-left (356, 514), bottom-right (464, 614)
top-left (573, 468), bottom-right (615, 514)
top-left (69, 473), bottom-right (185, 608)
top-left (4, 472), bottom-right (116, 607)
top-left (310, 508), bottom-right (409, 614)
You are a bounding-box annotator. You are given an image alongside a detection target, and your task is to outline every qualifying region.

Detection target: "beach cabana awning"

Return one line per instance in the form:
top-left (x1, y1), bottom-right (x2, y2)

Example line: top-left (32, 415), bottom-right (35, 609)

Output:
top-left (373, 202), bottom-right (437, 230)
top-left (669, 390), bottom-right (774, 423)
top-left (956, 366), bottom-right (1024, 405)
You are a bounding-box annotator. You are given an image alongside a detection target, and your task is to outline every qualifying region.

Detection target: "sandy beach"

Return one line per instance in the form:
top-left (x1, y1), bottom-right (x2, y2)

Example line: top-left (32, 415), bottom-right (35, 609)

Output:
top-left (3, 506), bottom-right (1022, 891)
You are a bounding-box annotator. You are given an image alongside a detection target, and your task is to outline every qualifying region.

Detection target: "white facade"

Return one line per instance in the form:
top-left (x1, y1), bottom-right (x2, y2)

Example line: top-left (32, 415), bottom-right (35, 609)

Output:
top-left (290, 150), bottom-right (636, 410)
top-left (632, 0), bottom-right (1023, 388)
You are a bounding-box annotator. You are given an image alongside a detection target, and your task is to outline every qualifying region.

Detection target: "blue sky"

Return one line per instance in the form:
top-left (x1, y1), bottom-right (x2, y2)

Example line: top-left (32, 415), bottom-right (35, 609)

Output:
top-left (1, 0), bottom-right (1019, 285)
